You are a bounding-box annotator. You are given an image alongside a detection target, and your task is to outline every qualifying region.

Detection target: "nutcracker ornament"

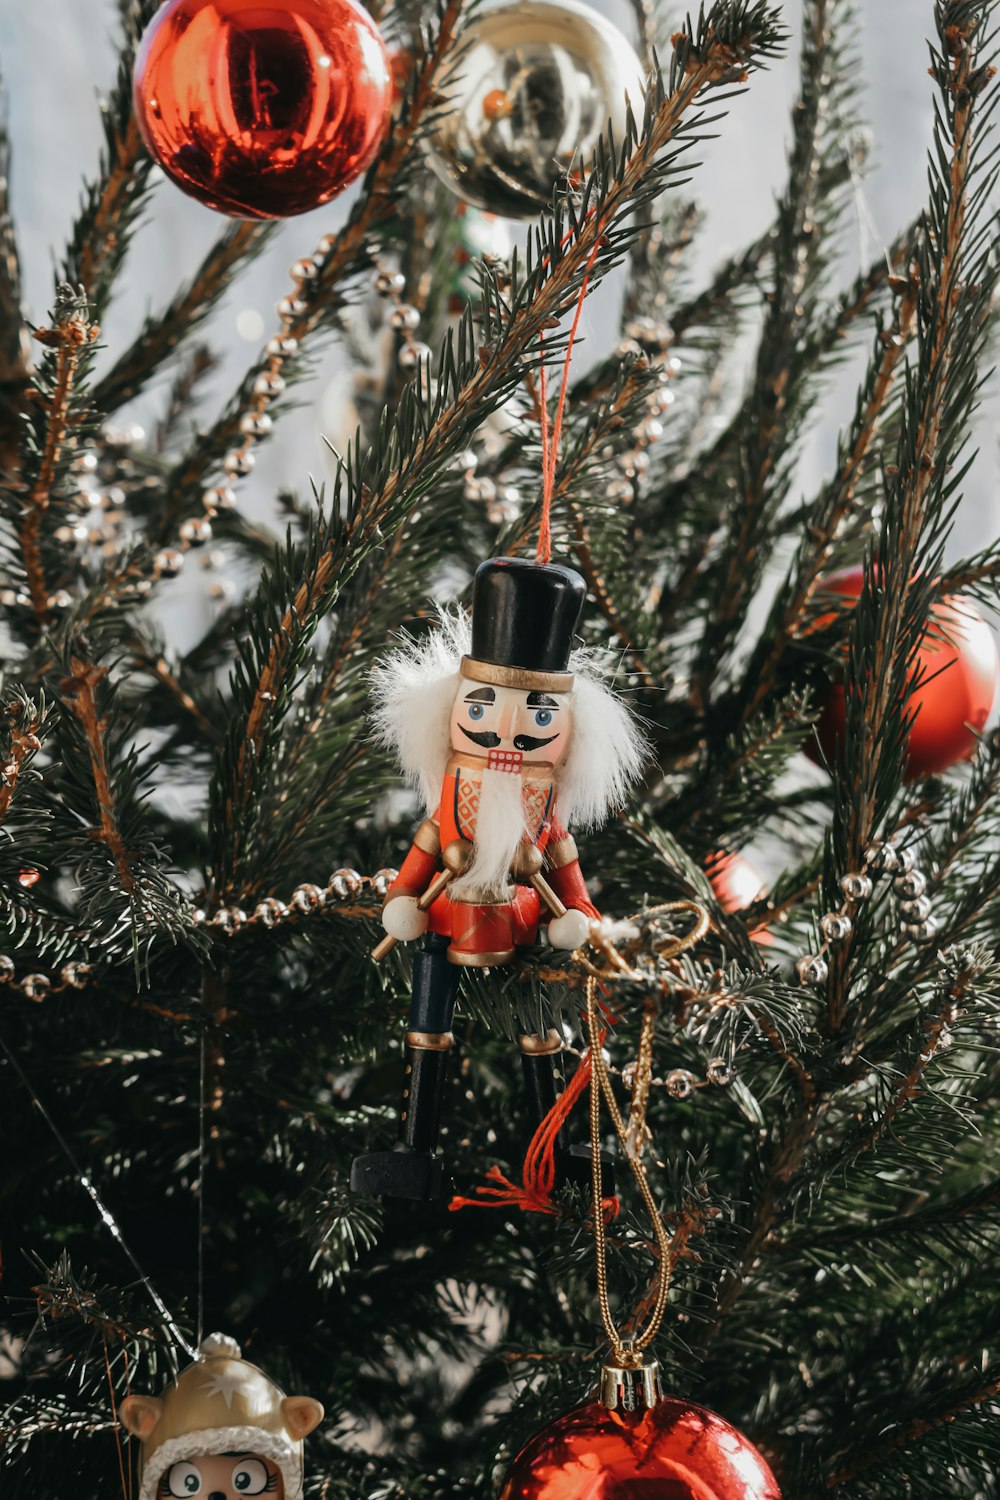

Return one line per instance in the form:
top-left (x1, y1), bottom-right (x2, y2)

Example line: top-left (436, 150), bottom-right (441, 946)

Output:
top-left (119, 1334), bottom-right (324, 1499)
top-left (350, 555), bottom-right (645, 1201)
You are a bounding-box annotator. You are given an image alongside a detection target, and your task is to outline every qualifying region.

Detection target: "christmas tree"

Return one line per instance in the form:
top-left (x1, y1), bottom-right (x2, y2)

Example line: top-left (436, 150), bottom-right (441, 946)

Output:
top-left (3, 0), bottom-right (1000, 1495)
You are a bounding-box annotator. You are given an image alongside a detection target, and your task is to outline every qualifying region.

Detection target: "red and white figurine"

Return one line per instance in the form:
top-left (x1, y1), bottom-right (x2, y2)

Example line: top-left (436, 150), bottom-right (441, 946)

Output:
top-left (351, 556), bottom-right (645, 1201)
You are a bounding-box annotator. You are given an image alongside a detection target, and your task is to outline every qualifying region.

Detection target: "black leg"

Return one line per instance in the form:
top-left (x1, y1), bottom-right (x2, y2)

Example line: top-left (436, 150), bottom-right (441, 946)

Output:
top-left (351, 936), bottom-right (461, 1201)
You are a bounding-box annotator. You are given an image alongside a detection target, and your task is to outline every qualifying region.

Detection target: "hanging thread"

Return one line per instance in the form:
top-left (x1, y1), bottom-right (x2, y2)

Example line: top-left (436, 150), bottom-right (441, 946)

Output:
top-left (536, 234), bottom-right (604, 566)
top-left (0, 1029), bottom-right (197, 1367)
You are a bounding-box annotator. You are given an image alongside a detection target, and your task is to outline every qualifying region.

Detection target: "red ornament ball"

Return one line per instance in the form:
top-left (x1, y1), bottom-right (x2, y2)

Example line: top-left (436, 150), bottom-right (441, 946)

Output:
top-left (707, 852), bottom-right (765, 916)
top-left (812, 567), bottom-right (999, 780)
top-left (133, 0), bottom-right (392, 219)
top-left (500, 1396), bottom-right (781, 1499)
top-left (707, 851), bottom-right (772, 947)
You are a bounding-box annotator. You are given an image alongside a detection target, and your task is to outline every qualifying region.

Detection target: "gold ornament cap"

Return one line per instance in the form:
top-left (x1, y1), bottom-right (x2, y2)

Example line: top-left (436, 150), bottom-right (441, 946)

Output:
top-left (119, 1333), bottom-right (324, 1500)
top-left (600, 1343), bottom-right (663, 1414)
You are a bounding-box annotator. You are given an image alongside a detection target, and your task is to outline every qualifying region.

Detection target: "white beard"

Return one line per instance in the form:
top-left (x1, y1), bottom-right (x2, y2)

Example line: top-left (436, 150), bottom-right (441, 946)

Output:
top-left (449, 768), bottom-right (529, 902)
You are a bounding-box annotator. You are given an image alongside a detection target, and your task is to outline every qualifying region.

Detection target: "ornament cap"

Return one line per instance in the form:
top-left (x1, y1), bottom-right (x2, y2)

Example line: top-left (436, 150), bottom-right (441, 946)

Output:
top-left (599, 1344), bottom-right (663, 1413)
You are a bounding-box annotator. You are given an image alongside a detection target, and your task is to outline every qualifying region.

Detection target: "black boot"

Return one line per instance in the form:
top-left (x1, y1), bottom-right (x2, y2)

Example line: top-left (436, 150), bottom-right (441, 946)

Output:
top-left (351, 936), bottom-right (460, 1201)
top-left (350, 1032), bottom-right (454, 1200)
top-left (518, 1030), bottom-right (616, 1196)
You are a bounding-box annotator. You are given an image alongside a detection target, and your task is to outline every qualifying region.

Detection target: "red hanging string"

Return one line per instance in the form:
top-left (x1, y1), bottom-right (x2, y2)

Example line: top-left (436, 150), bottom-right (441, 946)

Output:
top-left (535, 233), bottom-right (604, 566)
top-left (450, 1044), bottom-right (619, 1222)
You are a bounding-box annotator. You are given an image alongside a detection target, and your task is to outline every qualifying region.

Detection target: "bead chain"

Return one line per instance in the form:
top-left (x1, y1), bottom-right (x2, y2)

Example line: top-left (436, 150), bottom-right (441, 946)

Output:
top-left (0, 868), bottom-right (395, 1002)
top-left (560, 1034), bottom-right (735, 1099)
top-left (796, 838), bottom-right (936, 987)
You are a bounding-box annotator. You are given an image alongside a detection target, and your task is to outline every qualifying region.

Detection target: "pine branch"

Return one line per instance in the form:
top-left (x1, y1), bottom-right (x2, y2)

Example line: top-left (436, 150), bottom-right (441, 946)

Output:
top-left (825, 4), bottom-right (1000, 1033)
top-left (0, 68), bottom-right (28, 392)
top-left (92, 221), bottom-right (271, 414)
top-left (826, 1371), bottom-right (1000, 1489)
top-left (739, 267), bottom-right (920, 722)
top-left (0, 694), bottom-right (45, 828)
top-left (689, 0), bottom-right (856, 703)
top-left (12, 289), bottom-right (99, 622)
top-left (59, 1), bottom-right (152, 315)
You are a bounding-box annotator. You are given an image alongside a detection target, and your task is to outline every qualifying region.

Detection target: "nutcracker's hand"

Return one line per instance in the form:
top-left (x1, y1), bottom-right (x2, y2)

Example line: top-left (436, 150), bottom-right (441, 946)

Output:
top-left (547, 908), bottom-right (592, 951)
top-left (382, 894), bottom-right (430, 943)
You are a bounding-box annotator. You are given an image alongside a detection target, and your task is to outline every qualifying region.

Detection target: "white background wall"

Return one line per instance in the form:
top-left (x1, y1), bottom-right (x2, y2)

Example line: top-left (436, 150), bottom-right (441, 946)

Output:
top-left (1, 0), bottom-right (995, 628)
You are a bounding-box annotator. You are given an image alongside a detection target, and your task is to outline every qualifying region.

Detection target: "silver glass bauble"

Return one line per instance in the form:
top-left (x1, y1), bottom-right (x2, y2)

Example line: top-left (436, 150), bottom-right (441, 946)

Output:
top-left (425, 0), bottom-right (648, 219)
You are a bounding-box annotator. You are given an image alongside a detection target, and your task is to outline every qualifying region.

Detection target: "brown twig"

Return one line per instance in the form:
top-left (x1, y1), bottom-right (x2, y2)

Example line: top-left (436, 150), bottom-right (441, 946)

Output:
top-left (742, 272), bottom-right (920, 722)
top-left (826, 23), bottom-right (980, 1035)
top-left (854, 981), bottom-right (966, 1160)
top-left (0, 712), bottom-right (41, 824)
top-left (19, 310), bottom-right (99, 620)
top-left (73, 117), bottom-right (145, 302)
top-left (60, 658), bottom-right (135, 899)
top-left (826, 1372), bottom-right (1000, 1489)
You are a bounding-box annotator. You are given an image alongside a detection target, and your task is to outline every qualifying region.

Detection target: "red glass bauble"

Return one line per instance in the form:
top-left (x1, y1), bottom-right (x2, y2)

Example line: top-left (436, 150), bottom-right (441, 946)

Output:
top-left (133, 0), bottom-right (392, 219)
top-left (811, 567), bottom-right (999, 780)
top-left (706, 852), bottom-right (772, 947)
top-left (500, 1396), bottom-right (781, 1499)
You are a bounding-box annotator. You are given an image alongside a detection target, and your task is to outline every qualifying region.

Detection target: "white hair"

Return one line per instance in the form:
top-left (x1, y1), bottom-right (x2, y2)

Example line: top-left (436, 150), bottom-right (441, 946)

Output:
top-left (370, 613), bottom-right (647, 827)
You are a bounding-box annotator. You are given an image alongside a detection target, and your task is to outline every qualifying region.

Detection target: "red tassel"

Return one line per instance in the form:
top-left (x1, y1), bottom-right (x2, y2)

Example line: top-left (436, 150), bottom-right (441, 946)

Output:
top-left (451, 1048), bottom-right (595, 1216)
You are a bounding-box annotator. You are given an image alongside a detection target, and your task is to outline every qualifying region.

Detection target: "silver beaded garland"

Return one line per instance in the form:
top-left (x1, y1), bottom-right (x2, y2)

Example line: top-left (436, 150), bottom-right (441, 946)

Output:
top-left (180, 517), bottom-right (212, 546)
top-left (254, 898), bottom-right (289, 927)
top-left (388, 304), bottom-right (421, 331)
top-left (665, 1068), bottom-right (696, 1100)
top-left (291, 883), bottom-right (325, 913)
top-left (372, 868), bottom-right (399, 900)
top-left (840, 872), bottom-right (873, 902)
top-left (328, 867), bottom-right (364, 900)
top-left (62, 962), bottom-right (92, 989)
top-left (22, 973), bottom-right (51, 1002)
top-left (706, 1057), bottom-right (733, 1086)
top-left (820, 912), bottom-right (853, 942)
top-left (895, 870), bottom-right (927, 900)
top-left (399, 341), bottom-right (432, 369)
top-left (797, 955), bottom-right (829, 985)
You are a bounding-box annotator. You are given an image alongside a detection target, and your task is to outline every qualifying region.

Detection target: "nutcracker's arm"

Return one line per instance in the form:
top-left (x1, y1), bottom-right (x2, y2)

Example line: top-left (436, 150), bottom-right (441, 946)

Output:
top-left (541, 823), bottom-right (600, 950)
top-left (386, 818), bottom-right (441, 902)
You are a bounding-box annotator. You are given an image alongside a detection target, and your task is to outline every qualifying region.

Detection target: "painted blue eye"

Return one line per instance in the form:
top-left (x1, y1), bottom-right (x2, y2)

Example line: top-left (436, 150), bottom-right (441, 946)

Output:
top-left (534, 709), bottom-right (553, 727)
top-left (468, 703), bottom-right (485, 721)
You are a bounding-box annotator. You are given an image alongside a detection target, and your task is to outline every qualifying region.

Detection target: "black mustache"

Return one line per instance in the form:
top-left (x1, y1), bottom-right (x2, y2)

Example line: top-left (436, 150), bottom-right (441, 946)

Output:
top-left (458, 727), bottom-right (559, 753)
top-left (460, 726), bottom-right (501, 748)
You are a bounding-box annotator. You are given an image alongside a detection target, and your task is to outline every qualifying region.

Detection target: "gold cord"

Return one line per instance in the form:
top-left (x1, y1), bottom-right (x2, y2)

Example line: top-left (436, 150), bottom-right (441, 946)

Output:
top-left (585, 899), bottom-right (711, 1365)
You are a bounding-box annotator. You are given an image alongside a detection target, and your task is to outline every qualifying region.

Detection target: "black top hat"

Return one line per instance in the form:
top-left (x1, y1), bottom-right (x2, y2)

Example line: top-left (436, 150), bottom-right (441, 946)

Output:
top-left (469, 557), bottom-right (586, 676)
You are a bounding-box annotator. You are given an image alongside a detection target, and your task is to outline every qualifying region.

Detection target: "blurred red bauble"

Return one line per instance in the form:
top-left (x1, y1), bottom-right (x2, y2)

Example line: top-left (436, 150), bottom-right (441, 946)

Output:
top-left (500, 1396), bottom-right (781, 1499)
top-left (707, 851), bottom-right (771, 946)
top-left (707, 852), bottom-right (765, 915)
top-left (811, 567), bottom-right (998, 780)
top-left (133, 0), bottom-right (392, 219)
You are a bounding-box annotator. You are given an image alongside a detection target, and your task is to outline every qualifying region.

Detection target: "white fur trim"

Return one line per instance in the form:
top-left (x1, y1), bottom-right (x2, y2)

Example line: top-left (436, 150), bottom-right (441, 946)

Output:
top-left (555, 656), bottom-right (648, 829)
top-left (370, 613), bottom-right (469, 813)
top-left (370, 616), bottom-right (647, 829)
top-left (140, 1426), bottom-right (302, 1500)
